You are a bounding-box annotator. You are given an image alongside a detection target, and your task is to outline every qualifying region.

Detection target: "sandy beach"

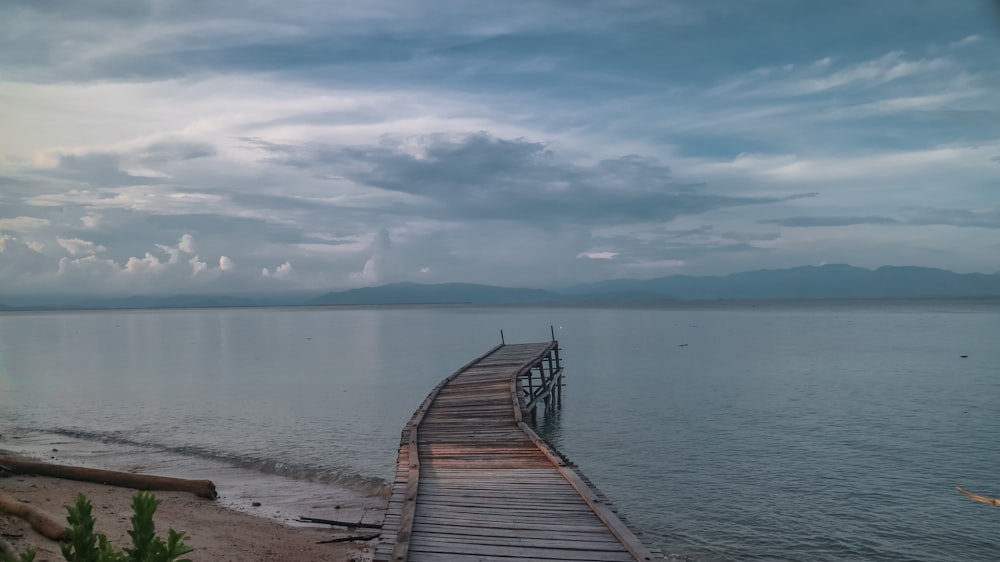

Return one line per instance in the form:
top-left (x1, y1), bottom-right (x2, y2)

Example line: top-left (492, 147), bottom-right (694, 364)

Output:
top-left (0, 472), bottom-right (377, 562)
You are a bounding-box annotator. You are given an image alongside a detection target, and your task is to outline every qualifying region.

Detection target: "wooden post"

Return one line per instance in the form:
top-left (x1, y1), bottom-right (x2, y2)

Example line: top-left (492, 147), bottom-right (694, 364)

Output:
top-left (538, 362), bottom-right (555, 414)
top-left (500, 330), bottom-right (505, 344)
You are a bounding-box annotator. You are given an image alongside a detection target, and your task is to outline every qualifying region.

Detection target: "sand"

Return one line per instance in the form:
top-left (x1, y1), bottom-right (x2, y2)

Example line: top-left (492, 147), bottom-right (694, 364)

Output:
top-left (0, 473), bottom-right (378, 562)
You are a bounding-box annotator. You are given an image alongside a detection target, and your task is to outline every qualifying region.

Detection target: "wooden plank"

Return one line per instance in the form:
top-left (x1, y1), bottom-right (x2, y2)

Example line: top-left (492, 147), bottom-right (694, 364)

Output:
top-left (408, 532), bottom-right (629, 552)
top-left (413, 537), bottom-right (632, 562)
top-left (412, 522), bottom-right (617, 539)
top-left (408, 553), bottom-right (588, 562)
top-left (410, 517), bottom-right (613, 534)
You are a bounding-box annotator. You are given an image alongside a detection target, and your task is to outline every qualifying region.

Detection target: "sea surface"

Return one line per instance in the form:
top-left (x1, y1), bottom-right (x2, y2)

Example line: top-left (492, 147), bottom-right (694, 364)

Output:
top-left (1, 301), bottom-right (998, 561)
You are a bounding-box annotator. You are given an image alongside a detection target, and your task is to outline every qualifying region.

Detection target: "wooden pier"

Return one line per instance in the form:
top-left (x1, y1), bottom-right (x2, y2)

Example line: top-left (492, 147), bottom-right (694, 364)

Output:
top-left (375, 340), bottom-right (660, 562)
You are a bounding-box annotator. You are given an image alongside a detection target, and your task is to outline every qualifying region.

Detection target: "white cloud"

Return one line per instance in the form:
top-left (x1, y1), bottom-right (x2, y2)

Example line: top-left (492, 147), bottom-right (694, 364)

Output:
top-left (0, 216), bottom-right (51, 231)
top-left (694, 142), bottom-right (1000, 188)
top-left (154, 233), bottom-right (199, 264)
top-left (57, 238), bottom-right (107, 255)
top-left (16, 233), bottom-right (241, 294)
top-left (350, 228), bottom-right (394, 285)
top-left (178, 233), bottom-right (196, 254)
top-left (56, 255), bottom-right (116, 278)
top-left (815, 91), bottom-right (982, 120)
top-left (189, 255), bottom-right (208, 275)
top-left (219, 255), bottom-right (234, 271)
top-left (262, 261), bottom-right (293, 279)
top-left (123, 252), bottom-right (166, 275)
top-left (577, 251), bottom-right (618, 260)
top-left (0, 234), bottom-right (45, 257)
top-left (716, 50), bottom-right (953, 99)
top-left (793, 51), bottom-right (947, 94)
top-left (81, 214), bottom-right (101, 228)
top-left (25, 187), bottom-right (228, 215)
top-left (949, 35), bottom-right (980, 49)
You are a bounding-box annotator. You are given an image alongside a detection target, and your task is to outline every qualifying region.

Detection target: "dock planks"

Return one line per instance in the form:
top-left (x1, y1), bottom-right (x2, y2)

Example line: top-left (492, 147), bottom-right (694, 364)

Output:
top-left (374, 342), bottom-right (659, 562)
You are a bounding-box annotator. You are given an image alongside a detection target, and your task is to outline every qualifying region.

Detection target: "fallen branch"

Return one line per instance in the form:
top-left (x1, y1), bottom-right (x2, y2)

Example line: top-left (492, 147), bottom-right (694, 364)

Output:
top-left (0, 490), bottom-right (69, 541)
top-left (957, 487), bottom-right (1000, 507)
top-left (296, 516), bottom-right (382, 530)
top-left (316, 533), bottom-right (380, 544)
top-left (0, 457), bottom-right (216, 499)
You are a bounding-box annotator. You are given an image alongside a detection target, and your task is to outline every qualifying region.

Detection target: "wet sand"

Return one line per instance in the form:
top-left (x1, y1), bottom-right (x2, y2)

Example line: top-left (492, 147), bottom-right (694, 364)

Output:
top-left (0, 473), bottom-right (377, 562)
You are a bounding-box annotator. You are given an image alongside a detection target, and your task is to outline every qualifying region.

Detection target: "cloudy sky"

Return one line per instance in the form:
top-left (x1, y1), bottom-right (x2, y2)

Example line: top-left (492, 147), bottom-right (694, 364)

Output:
top-left (1, 1), bottom-right (998, 296)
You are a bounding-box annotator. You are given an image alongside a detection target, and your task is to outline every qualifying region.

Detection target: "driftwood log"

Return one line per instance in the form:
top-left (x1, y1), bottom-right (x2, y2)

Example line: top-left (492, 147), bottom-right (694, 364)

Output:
top-left (316, 533), bottom-right (380, 544)
top-left (297, 516), bottom-right (382, 530)
top-left (0, 490), bottom-right (69, 541)
top-left (957, 487), bottom-right (1000, 507)
top-left (0, 457), bottom-right (217, 499)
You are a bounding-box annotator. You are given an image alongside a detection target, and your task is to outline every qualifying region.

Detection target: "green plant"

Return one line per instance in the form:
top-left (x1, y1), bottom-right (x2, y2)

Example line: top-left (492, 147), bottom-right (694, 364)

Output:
top-left (0, 548), bottom-right (36, 562)
top-left (60, 492), bottom-right (192, 562)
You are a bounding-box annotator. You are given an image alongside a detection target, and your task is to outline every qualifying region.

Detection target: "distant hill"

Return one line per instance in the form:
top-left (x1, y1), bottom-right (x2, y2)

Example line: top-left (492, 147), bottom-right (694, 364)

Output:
top-left (308, 265), bottom-right (1000, 305)
top-left (2, 265), bottom-right (999, 311)
top-left (564, 264), bottom-right (1000, 300)
top-left (0, 293), bottom-right (307, 311)
top-left (308, 282), bottom-right (560, 305)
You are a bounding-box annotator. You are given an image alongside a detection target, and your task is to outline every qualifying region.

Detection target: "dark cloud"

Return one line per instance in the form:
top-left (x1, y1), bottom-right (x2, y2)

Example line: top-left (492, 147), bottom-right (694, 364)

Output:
top-left (144, 214), bottom-right (308, 242)
top-left (721, 230), bottom-right (781, 242)
top-left (4, 0), bottom-right (149, 19)
top-left (255, 132), bottom-right (805, 224)
top-left (140, 142), bottom-right (216, 164)
top-left (905, 206), bottom-right (1000, 229)
top-left (760, 216), bottom-right (900, 227)
top-left (1, 0), bottom-right (705, 84)
top-left (761, 209), bottom-right (1000, 229)
top-left (593, 226), bottom-right (769, 264)
top-left (15, 142), bottom-right (214, 200)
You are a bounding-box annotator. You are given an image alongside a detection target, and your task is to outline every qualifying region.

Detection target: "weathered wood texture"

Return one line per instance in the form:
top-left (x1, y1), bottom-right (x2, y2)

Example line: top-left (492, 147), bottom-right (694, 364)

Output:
top-left (0, 457), bottom-right (218, 499)
top-left (375, 342), bottom-right (660, 562)
top-left (0, 489), bottom-right (69, 541)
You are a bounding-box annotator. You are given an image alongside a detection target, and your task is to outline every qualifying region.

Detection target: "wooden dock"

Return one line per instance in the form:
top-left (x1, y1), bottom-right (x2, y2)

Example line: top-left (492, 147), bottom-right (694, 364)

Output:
top-left (375, 340), bottom-right (660, 562)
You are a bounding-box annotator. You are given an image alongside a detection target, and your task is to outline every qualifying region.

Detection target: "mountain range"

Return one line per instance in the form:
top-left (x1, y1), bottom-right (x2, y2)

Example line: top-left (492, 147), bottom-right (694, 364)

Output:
top-left (2, 265), bottom-right (999, 311)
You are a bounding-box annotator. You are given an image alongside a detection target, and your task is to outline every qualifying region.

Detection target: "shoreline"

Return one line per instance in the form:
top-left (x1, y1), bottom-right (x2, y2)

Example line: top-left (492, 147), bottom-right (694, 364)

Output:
top-left (1, 432), bottom-right (387, 562)
top-left (0, 474), bottom-right (373, 562)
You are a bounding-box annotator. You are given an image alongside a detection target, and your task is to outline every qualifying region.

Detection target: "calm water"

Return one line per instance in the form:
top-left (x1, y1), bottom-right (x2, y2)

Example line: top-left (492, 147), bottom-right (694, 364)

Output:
top-left (1, 302), bottom-right (998, 561)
